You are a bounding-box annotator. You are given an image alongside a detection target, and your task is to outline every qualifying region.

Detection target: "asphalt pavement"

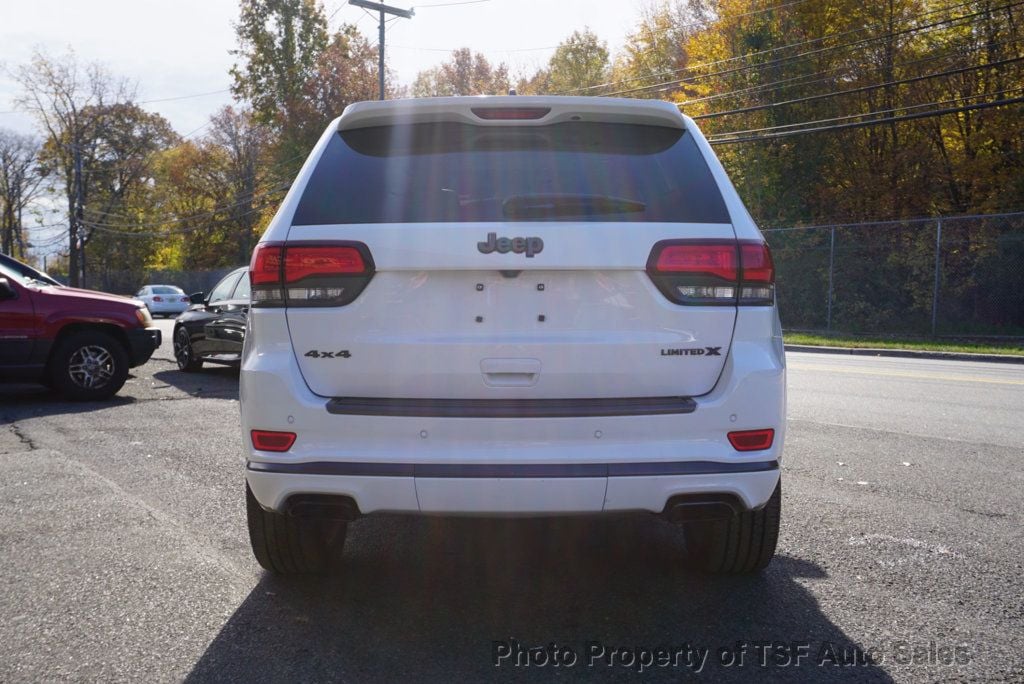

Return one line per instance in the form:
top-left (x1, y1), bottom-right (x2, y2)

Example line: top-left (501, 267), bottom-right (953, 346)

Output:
top-left (1, 320), bottom-right (1022, 682)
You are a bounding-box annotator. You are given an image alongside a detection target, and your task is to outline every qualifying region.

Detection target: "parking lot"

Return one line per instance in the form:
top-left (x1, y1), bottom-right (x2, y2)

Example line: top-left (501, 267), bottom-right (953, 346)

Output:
top-left (1, 318), bottom-right (1022, 682)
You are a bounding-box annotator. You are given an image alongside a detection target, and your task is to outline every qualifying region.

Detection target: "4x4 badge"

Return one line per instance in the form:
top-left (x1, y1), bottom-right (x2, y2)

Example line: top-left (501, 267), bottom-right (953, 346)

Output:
top-left (478, 232), bottom-right (544, 258)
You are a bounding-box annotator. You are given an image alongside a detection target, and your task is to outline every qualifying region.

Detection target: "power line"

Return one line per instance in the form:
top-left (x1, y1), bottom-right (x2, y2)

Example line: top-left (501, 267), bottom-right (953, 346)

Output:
top-left (2, 87), bottom-right (232, 116)
top-left (86, 192), bottom-right (287, 238)
top-left (596, 0), bottom-right (1020, 98)
top-left (389, 1), bottom-right (810, 64)
top-left (398, 0), bottom-right (809, 57)
top-left (694, 55), bottom-right (1024, 121)
top-left (586, 0), bottom-right (991, 95)
top-left (677, 35), bottom-right (1024, 111)
top-left (137, 88), bottom-right (232, 104)
top-left (388, 43), bottom-right (558, 53)
top-left (75, 145), bottom-right (310, 228)
top-left (565, 0), bottom-right (993, 96)
top-left (81, 178), bottom-right (293, 230)
top-left (708, 86), bottom-right (1024, 138)
top-left (708, 94), bottom-right (1024, 145)
top-left (413, 0), bottom-right (491, 7)
top-left (29, 230), bottom-right (72, 249)
top-left (76, 149), bottom-right (307, 229)
top-left (326, 1), bottom-right (347, 22)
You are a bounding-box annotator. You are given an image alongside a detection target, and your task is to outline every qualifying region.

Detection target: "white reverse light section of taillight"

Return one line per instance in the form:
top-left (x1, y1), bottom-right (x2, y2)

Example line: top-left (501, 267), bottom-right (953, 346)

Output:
top-left (676, 285), bottom-right (737, 300)
top-left (647, 240), bottom-right (774, 306)
top-left (287, 286), bottom-right (345, 302)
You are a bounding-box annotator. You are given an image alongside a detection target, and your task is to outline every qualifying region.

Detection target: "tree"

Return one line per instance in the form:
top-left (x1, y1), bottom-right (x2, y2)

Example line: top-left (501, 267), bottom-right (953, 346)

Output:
top-left (0, 130), bottom-right (45, 259)
top-left (610, 1), bottom-right (706, 98)
top-left (545, 29), bottom-right (610, 94)
top-left (230, 0), bottom-right (329, 171)
top-left (412, 48), bottom-right (510, 97)
top-left (206, 106), bottom-right (271, 265)
top-left (14, 48), bottom-right (134, 286)
top-left (70, 102), bottom-right (178, 286)
top-left (300, 26), bottom-right (391, 120)
top-left (143, 108), bottom-right (282, 272)
top-left (670, 0), bottom-right (1024, 334)
top-left (147, 141), bottom-right (231, 271)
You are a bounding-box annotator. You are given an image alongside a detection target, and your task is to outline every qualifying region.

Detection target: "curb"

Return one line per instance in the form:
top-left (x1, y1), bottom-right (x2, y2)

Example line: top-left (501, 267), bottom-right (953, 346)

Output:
top-left (784, 344), bottom-right (1024, 365)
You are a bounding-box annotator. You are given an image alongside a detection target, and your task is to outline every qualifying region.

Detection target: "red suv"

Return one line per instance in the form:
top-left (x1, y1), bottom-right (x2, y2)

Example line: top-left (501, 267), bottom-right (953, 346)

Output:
top-left (0, 254), bottom-right (161, 400)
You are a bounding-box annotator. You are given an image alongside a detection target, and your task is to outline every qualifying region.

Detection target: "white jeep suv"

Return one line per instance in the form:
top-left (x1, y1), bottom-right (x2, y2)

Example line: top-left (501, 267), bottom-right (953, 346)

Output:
top-left (241, 96), bottom-right (785, 575)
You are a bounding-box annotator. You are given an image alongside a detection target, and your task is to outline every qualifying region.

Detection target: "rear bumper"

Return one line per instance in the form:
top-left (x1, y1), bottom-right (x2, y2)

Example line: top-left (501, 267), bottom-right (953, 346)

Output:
top-left (246, 463), bottom-right (780, 516)
top-left (146, 303), bottom-right (188, 313)
top-left (125, 327), bottom-right (161, 367)
top-left (241, 306), bottom-right (786, 517)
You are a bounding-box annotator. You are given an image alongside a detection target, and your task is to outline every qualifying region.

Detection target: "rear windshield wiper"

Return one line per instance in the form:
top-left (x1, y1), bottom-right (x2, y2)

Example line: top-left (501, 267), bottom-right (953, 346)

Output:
top-left (502, 194), bottom-right (646, 219)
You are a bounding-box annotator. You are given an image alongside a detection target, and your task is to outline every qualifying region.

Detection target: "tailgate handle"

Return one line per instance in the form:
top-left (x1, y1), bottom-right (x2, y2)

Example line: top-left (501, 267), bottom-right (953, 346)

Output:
top-left (481, 358), bottom-right (541, 387)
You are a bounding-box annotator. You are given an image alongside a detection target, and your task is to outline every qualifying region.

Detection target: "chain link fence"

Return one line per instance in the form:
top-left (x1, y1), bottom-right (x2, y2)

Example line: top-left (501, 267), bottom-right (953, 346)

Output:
top-left (91, 268), bottom-right (236, 298)
top-left (86, 212), bottom-right (1023, 337)
top-left (765, 212), bottom-right (1024, 336)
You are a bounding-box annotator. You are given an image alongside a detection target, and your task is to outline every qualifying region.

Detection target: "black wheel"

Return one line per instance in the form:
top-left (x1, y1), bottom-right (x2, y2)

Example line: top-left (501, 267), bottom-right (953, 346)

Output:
top-left (48, 330), bottom-right (130, 401)
top-left (246, 485), bottom-right (346, 574)
top-left (173, 326), bottom-right (204, 372)
top-left (682, 481), bottom-right (781, 574)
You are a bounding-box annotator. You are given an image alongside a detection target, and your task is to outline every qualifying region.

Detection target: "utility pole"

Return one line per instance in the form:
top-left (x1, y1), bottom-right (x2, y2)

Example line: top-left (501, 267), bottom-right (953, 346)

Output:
top-left (66, 140), bottom-right (84, 288)
top-left (73, 141), bottom-right (86, 288)
top-left (348, 0), bottom-right (414, 100)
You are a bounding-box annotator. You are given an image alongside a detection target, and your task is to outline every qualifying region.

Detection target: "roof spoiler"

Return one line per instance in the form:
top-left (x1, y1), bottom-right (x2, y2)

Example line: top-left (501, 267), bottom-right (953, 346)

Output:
top-left (337, 96), bottom-right (686, 131)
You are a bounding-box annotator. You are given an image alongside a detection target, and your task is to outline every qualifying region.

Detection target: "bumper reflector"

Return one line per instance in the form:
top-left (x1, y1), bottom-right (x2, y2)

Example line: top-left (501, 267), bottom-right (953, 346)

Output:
top-left (251, 430), bottom-right (297, 452)
top-left (728, 428), bottom-right (775, 451)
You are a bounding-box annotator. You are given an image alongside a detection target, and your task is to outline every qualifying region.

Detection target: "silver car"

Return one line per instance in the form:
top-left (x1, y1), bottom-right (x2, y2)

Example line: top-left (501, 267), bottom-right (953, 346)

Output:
top-left (134, 284), bottom-right (190, 318)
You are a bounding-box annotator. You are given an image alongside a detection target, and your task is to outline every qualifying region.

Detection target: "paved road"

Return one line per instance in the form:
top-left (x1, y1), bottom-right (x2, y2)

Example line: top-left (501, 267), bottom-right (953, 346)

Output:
top-left (1, 323), bottom-right (1022, 682)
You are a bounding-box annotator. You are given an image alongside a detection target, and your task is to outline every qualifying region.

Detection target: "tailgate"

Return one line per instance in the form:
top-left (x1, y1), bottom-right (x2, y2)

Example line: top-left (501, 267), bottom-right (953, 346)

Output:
top-left (284, 223), bottom-right (735, 399)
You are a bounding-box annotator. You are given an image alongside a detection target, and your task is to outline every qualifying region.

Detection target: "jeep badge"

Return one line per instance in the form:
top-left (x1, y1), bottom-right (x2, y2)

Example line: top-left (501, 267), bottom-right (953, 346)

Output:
top-left (478, 232), bottom-right (544, 258)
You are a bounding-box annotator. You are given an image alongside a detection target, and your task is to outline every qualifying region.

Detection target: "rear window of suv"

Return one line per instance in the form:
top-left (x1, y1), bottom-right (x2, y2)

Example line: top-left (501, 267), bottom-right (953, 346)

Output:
top-left (293, 122), bottom-right (730, 225)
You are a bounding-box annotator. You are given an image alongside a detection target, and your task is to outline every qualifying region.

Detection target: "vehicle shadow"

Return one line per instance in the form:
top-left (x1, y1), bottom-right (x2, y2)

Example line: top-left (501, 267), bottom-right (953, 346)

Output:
top-left (0, 364), bottom-right (239, 418)
top-left (150, 367), bottom-right (239, 400)
top-left (0, 383), bottom-right (139, 418)
top-left (186, 515), bottom-right (893, 682)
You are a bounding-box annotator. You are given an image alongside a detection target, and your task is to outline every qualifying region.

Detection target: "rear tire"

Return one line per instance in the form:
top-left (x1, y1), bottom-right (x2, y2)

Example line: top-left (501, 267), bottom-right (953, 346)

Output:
top-left (683, 481), bottom-right (781, 574)
top-left (173, 326), bottom-right (204, 372)
top-left (48, 330), bottom-right (130, 401)
top-left (246, 485), bottom-right (345, 574)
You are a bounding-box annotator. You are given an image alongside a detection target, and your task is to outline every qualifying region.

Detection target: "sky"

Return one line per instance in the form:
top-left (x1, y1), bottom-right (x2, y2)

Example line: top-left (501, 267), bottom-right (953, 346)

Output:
top-left (0, 0), bottom-right (656, 139)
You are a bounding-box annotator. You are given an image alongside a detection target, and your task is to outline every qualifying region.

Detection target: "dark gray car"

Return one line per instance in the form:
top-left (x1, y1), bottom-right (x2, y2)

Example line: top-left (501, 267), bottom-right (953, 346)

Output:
top-left (172, 267), bottom-right (249, 371)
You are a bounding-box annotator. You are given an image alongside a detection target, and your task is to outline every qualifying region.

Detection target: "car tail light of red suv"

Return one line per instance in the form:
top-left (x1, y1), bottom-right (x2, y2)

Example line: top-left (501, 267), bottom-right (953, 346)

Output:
top-left (250, 241), bottom-right (375, 308)
top-left (646, 239), bottom-right (774, 306)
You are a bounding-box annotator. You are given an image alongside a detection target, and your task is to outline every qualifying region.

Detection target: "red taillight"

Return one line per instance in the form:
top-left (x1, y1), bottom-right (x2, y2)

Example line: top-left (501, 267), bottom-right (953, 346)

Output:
top-left (249, 241), bottom-right (374, 308)
top-left (471, 107), bottom-right (551, 120)
top-left (284, 246), bottom-right (365, 282)
top-left (739, 242), bottom-right (775, 305)
top-left (647, 240), bottom-right (774, 306)
top-left (152, 295), bottom-right (163, 302)
top-left (251, 243), bottom-right (283, 285)
top-left (251, 429), bottom-right (296, 452)
top-left (728, 429), bottom-right (775, 451)
top-left (740, 243), bottom-right (774, 283)
top-left (653, 243), bottom-right (738, 281)
top-left (250, 243), bottom-right (285, 306)
top-left (180, 296), bottom-right (190, 302)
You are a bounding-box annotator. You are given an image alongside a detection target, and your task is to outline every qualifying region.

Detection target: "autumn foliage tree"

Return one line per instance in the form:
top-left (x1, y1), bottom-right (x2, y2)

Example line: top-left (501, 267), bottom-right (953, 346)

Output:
top-left (231, 0), bottom-right (328, 170)
top-left (0, 131), bottom-right (45, 259)
top-left (411, 48), bottom-right (511, 97)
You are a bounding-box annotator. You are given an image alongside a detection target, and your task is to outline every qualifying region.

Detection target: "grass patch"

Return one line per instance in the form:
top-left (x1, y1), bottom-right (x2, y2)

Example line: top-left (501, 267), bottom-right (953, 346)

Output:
top-left (785, 333), bottom-right (1024, 356)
